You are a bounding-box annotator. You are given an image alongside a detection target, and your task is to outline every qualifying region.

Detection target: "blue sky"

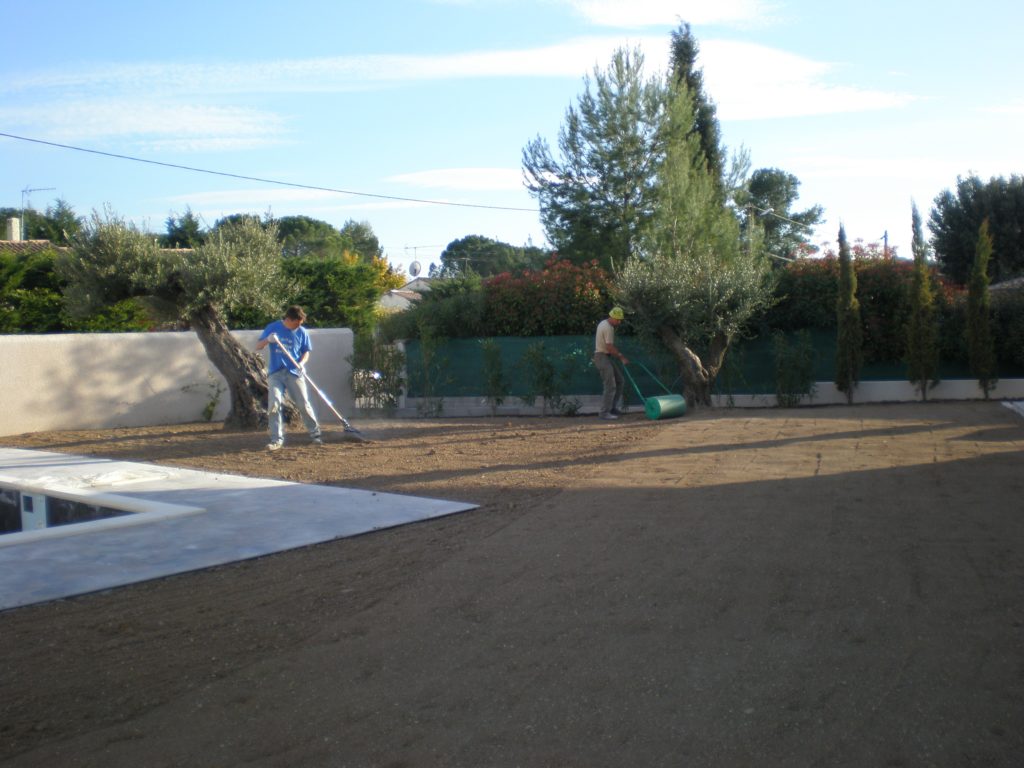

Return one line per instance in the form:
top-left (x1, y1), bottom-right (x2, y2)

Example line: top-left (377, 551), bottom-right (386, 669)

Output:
top-left (3, 0), bottom-right (1022, 276)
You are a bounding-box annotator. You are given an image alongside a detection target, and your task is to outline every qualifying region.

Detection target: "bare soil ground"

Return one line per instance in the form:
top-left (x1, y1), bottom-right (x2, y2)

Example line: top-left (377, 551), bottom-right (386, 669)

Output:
top-left (1, 402), bottom-right (1023, 767)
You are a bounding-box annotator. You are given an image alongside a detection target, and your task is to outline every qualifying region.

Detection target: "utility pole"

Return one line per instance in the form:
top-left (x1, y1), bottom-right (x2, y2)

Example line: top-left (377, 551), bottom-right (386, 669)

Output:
top-left (20, 186), bottom-right (56, 241)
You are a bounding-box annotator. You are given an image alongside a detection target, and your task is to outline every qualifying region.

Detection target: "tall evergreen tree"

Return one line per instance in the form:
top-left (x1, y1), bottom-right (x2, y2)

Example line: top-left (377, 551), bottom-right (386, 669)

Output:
top-left (163, 207), bottom-right (207, 248)
top-left (669, 23), bottom-right (725, 191)
top-left (966, 219), bottom-right (998, 398)
top-left (835, 224), bottom-right (863, 403)
top-left (522, 47), bottom-right (667, 271)
top-left (905, 203), bottom-right (939, 400)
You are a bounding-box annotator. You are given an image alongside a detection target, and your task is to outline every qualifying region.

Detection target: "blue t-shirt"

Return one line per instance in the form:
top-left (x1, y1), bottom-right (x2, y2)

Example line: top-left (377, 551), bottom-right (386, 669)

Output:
top-left (260, 320), bottom-right (312, 375)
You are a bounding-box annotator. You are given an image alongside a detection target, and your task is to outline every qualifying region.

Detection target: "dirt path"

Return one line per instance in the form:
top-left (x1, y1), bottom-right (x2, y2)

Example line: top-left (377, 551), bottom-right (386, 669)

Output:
top-left (1, 402), bottom-right (1022, 767)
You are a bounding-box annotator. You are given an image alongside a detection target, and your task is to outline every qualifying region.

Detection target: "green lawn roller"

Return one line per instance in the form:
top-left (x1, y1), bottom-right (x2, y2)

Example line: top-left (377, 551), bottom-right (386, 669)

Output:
top-left (620, 361), bottom-right (687, 420)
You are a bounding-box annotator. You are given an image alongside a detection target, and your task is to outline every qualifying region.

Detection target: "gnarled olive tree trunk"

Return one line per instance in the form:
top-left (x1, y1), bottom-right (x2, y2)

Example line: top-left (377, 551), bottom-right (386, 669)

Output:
top-left (189, 305), bottom-right (269, 430)
top-left (658, 326), bottom-right (730, 408)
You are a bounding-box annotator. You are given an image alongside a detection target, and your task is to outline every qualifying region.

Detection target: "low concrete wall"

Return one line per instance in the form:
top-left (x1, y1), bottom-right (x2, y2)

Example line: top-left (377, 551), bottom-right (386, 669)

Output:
top-left (711, 379), bottom-right (1024, 408)
top-left (0, 329), bottom-right (354, 437)
top-left (399, 378), bottom-right (1024, 416)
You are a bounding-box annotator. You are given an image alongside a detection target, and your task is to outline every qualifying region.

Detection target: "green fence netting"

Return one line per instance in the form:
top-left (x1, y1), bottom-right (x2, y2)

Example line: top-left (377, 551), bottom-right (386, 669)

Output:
top-left (402, 331), bottom-right (1017, 400)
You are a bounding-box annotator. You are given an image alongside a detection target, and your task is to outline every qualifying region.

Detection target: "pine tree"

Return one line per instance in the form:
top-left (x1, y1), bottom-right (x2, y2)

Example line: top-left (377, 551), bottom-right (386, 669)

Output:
top-left (906, 203), bottom-right (939, 400)
top-left (966, 219), bottom-right (998, 398)
top-left (522, 47), bottom-right (667, 270)
top-left (834, 225), bottom-right (863, 404)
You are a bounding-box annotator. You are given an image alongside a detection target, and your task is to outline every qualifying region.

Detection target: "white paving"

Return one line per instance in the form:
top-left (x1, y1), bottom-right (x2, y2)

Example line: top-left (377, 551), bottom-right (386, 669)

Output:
top-left (1003, 400), bottom-right (1024, 419)
top-left (0, 448), bottom-right (476, 611)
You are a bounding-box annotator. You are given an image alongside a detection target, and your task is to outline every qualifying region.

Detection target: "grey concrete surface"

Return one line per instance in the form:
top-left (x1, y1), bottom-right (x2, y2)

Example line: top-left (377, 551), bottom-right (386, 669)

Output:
top-left (0, 448), bottom-right (476, 611)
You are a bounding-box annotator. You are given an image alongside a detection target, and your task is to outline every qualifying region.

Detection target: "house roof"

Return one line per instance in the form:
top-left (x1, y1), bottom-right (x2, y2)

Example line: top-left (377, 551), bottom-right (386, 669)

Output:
top-left (401, 277), bottom-right (433, 292)
top-left (379, 289), bottom-right (423, 311)
top-left (990, 276), bottom-right (1024, 292)
top-left (0, 240), bottom-right (68, 256)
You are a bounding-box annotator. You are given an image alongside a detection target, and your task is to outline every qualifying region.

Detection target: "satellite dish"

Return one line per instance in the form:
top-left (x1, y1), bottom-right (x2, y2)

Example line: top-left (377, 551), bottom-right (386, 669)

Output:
top-left (408, 261), bottom-right (421, 277)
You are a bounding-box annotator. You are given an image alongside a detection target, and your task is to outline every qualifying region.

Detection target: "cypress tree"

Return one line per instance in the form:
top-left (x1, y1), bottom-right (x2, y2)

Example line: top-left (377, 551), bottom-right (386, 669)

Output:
top-left (966, 219), bottom-right (998, 398)
top-left (906, 203), bottom-right (939, 400)
top-left (669, 23), bottom-right (725, 189)
top-left (835, 225), bottom-right (863, 404)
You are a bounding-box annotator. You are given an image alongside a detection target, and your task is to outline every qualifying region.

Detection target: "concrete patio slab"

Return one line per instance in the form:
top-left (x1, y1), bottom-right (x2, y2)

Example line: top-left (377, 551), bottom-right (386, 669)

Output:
top-left (0, 448), bottom-right (476, 611)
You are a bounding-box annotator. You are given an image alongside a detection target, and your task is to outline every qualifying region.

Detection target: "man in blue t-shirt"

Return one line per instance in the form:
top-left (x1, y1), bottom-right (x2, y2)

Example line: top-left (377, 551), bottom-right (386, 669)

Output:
top-left (256, 305), bottom-right (322, 450)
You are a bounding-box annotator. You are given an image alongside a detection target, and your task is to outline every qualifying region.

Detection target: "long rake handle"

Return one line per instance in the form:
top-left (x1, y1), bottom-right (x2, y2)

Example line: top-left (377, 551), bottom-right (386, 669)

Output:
top-left (269, 335), bottom-right (355, 429)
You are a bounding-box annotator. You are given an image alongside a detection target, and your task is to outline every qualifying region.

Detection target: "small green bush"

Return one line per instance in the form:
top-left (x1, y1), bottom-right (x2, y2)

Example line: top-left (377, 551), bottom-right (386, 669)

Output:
top-left (773, 330), bottom-right (816, 407)
top-left (517, 340), bottom-right (588, 415)
top-left (480, 338), bottom-right (508, 415)
top-left (350, 331), bottom-right (406, 413)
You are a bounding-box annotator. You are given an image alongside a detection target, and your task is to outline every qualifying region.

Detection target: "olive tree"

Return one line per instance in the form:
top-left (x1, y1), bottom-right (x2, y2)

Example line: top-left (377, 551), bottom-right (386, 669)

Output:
top-left (59, 209), bottom-right (293, 429)
top-left (616, 80), bottom-right (774, 406)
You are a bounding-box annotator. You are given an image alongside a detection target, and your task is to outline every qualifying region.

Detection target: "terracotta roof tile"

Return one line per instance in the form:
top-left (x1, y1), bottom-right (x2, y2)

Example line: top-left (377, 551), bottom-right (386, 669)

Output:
top-left (0, 240), bottom-right (68, 255)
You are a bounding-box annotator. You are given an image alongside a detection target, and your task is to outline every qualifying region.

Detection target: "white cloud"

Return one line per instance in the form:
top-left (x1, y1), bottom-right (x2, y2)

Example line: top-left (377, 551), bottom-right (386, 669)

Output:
top-left (699, 40), bottom-right (914, 120)
top-left (1, 99), bottom-right (286, 146)
top-left (165, 189), bottom-right (436, 216)
top-left (166, 188), bottom-right (339, 207)
top-left (563, 0), bottom-right (772, 27)
top-left (985, 98), bottom-right (1024, 116)
top-left (10, 37), bottom-right (903, 126)
top-left (387, 167), bottom-right (524, 191)
top-left (786, 153), bottom-right (963, 183)
top-left (4, 39), bottom-right (660, 96)
top-left (1, 35), bottom-right (915, 152)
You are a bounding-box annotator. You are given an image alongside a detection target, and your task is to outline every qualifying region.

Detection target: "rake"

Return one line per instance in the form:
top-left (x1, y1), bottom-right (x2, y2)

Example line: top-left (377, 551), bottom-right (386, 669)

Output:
top-left (269, 334), bottom-right (367, 442)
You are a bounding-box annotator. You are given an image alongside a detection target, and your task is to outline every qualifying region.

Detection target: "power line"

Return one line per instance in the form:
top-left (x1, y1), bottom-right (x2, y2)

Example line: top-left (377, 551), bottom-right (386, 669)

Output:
top-left (0, 131), bottom-right (537, 213)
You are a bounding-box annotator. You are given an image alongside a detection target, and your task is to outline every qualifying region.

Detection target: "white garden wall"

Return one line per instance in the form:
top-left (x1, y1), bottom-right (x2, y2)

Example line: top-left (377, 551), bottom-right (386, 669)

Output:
top-left (709, 378), bottom-right (1024, 408)
top-left (0, 329), bottom-right (354, 437)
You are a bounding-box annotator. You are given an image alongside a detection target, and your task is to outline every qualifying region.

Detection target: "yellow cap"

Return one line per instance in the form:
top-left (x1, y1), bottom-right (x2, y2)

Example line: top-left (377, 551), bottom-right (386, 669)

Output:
top-left (609, 306), bottom-right (625, 320)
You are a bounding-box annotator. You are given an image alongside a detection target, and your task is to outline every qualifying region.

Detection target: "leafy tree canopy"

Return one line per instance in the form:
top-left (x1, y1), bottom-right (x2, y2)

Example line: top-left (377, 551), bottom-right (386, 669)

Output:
top-left (58, 209), bottom-right (292, 428)
top-left (277, 215), bottom-right (348, 259)
top-left (930, 173), bottom-right (1024, 284)
top-left (339, 219), bottom-right (384, 261)
top-left (162, 207), bottom-right (207, 248)
top-left (435, 235), bottom-right (549, 277)
top-left (742, 168), bottom-right (824, 261)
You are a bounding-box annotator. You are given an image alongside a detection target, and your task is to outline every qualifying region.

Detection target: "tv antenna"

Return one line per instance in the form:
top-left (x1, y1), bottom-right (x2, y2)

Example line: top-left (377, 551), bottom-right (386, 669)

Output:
top-left (20, 186), bottom-right (55, 240)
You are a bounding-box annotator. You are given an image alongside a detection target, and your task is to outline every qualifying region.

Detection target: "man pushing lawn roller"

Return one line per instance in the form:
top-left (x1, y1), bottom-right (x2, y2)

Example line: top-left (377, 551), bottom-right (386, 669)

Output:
top-left (593, 306), bottom-right (687, 421)
top-left (593, 306), bottom-right (629, 420)
top-left (256, 305), bottom-right (366, 450)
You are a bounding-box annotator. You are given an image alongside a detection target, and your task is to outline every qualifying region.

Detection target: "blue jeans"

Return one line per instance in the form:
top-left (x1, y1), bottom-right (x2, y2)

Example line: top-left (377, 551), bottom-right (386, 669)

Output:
top-left (268, 369), bottom-right (321, 444)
